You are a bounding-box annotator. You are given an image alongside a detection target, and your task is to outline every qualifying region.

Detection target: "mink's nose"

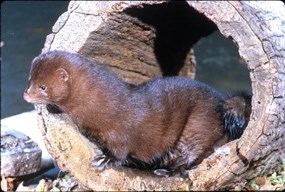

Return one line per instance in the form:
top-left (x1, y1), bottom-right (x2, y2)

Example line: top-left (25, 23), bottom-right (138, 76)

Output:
top-left (23, 91), bottom-right (31, 102)
top-left (23, 86), bottom-right (32, 102)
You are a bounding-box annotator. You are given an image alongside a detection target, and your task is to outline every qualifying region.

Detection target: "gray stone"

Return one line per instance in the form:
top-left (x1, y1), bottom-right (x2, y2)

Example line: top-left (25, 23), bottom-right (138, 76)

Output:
top-left (1, 110), bottom-right (55, 170)
top-left (1, 126), bottom-right (42, 177)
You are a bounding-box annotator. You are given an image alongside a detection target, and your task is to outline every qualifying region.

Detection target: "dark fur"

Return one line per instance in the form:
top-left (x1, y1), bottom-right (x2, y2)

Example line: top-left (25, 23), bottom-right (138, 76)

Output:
top-left (24, 50), bottom-right (251, 176)
top-left (223, 92), bottom-right (252, 140)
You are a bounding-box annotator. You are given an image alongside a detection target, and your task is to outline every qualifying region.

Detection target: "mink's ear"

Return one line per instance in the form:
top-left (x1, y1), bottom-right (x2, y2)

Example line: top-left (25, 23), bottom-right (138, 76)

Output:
top-left (31, 56), bottom-right (38, 64)
top-left (56, 68), bottom-right (69, 81)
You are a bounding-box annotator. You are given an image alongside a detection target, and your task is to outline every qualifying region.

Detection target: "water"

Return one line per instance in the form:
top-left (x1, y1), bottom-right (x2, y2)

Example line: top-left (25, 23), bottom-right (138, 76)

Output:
top-left (1, 1), bottom-right (251, 119)
top-left (194, 31), bottom-right (252, 93)
top-left (1, 1), bottom-right (69, 118)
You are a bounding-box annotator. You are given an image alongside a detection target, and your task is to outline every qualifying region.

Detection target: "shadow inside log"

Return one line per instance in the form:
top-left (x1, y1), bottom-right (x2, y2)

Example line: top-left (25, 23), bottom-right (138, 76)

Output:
top-left (124, 1), bottom-right (217, 76)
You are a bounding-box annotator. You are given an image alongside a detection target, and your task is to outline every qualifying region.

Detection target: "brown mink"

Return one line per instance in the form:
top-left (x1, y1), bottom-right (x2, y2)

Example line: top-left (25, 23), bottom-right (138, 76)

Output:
top-left (23, 50), bottom-right (251, 176)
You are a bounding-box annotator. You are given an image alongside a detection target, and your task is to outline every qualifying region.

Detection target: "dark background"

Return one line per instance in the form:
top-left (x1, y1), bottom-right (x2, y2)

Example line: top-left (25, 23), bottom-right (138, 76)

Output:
top-left (1, 1), bottom-right (70, 118)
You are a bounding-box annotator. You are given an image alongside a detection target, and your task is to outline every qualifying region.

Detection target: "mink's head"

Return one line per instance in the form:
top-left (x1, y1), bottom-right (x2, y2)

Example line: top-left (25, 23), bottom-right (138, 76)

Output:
top-left (23, 51), bottom-right (72, 105)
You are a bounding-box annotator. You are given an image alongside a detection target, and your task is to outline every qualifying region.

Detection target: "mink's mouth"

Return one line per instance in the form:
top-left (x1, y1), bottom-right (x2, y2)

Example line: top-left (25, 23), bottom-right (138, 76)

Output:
top-left (23, 92), bottom-right (47, 104)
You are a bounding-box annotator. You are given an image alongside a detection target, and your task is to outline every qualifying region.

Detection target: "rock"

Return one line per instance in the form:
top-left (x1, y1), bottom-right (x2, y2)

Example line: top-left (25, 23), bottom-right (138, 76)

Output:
top-left (1, 110), bottom-right (55, 170)
top-left (1, 126), bottom-right (41, 177)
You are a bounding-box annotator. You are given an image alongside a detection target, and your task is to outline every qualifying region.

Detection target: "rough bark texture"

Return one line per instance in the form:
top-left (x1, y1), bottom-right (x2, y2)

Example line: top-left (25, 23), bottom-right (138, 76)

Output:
top-left (187, 1), bottom-right (285, 190)
top-left (37, 1), bottom-right (285, 190)
top-left (43, 1), bottom-right (199, 84)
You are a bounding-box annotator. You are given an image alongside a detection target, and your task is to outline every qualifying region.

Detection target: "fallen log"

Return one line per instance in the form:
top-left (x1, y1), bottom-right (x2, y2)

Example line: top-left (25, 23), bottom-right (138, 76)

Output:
top-left (35, 1), bottom-right (285, 190)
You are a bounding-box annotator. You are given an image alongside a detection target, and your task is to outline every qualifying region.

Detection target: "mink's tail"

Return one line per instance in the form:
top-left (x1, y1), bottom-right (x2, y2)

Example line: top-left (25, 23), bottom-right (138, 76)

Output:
top-left (223, 92), bottom-right (252, 140)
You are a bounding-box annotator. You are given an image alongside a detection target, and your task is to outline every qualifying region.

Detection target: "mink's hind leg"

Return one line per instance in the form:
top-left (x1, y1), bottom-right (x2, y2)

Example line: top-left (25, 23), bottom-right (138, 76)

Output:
top-left (153, 143), bottom-right (197, 177)
top-left (155, 109), bottom-right (229, 177)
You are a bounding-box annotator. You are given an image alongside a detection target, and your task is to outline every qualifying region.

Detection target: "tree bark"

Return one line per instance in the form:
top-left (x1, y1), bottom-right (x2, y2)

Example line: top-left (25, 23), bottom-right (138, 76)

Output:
top-left (37, 1), bottom-right (285, 190)
top-left (187, 1), bottom-right (285, 190)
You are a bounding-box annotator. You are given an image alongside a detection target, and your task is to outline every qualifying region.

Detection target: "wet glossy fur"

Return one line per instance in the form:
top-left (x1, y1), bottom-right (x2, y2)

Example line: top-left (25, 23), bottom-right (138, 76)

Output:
top-left (24, 50), bottom-right (251, 176)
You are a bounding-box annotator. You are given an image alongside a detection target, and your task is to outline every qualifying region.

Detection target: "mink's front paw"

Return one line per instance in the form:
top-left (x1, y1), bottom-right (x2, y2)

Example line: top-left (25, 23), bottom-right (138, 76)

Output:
top-left (91, 154), bottom-right (112, 171)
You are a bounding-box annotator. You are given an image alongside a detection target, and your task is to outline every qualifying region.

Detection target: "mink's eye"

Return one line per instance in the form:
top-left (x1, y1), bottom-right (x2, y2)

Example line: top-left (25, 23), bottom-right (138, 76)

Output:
top-left (39, 85), bottom-right (46, 91)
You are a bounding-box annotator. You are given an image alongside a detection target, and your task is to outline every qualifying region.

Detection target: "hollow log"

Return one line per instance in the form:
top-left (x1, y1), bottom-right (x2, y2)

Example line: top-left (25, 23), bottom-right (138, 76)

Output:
top-left (36, 1), bottom-right (285, 190)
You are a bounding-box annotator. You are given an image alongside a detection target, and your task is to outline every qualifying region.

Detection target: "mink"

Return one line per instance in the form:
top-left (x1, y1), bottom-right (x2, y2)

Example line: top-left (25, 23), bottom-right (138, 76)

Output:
top-left (23, 50), bottom-right (251, 176)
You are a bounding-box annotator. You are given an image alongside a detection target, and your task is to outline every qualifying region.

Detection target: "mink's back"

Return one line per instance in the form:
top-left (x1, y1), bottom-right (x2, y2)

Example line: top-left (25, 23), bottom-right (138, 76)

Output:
top-left (69, 72), bottom-right (225, 163)
top-left (25, 51), bottom-right (250, 174)
top-left (38, 51), bottom-right (225, 165)
top-left (115, 76), bottom-right (225, 163)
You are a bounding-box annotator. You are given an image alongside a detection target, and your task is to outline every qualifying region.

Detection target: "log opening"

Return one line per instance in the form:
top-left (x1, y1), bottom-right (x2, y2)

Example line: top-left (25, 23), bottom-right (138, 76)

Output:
top-left (77, 1), bottom-right (216, 84)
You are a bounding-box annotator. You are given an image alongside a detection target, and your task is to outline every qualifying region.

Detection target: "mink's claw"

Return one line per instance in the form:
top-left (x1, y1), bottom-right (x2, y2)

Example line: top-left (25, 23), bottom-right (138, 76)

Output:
top-left (91, 154), bottom-right (106, 166)
top-left (91, 154), bottom-right (112, 171)
top-left (154, 169), bottom-right (172, 177)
